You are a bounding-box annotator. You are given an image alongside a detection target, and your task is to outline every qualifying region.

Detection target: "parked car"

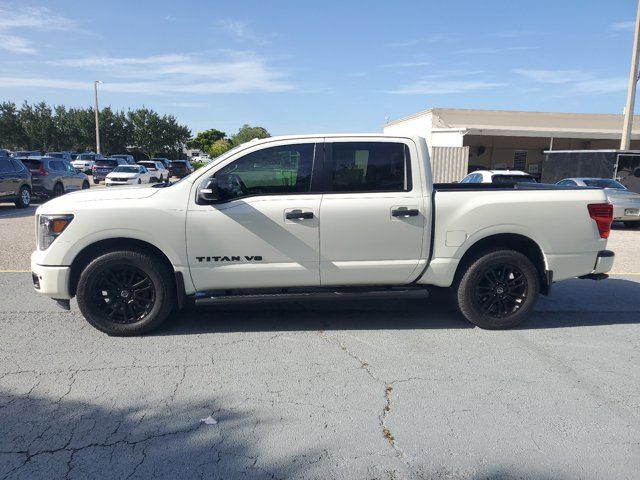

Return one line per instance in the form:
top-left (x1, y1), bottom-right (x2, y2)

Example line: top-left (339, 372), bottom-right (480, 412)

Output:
top-left (168, 160), bottom-right (193, 178)
top-left (110, 154), bottom-right (136, 165)
top-left (0, 149), bottom-right (11, 157)
top-left (92, 158), bottom-right (128, 184)
top-left (137, 160), bottom-right (169, 182)
top-left (151, 157), bottom-right (172, 170)
top-left (72, 153), bottom-right (105, 174)
top-left (31, 134), bottom-right (614, 335)
top-left (45, 152), bottom-right (73, 162)
top-left (19, 157), bottom-right (89, 197)
top-left (105, 165), bottom-right (152, 186)
top-left (460, 169), bottom-right (537, 184)
top-left (11, 150), bottom-right (40, 158)
top-left (557, 177), bottom-right (640, 228)
top-left (0, 156), bottom-right (32, 208)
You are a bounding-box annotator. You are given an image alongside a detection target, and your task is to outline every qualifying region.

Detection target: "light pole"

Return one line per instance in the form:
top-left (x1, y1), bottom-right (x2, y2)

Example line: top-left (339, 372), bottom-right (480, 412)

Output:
top-left (621, 1), bottom-right (640, 150)
top-left (94, 80), bottom-right (103, 154)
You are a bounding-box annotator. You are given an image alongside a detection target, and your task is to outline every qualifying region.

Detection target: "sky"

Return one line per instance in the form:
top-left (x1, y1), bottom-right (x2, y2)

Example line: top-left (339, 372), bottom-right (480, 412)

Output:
top-left (0, 0), bottom-right (638, 136)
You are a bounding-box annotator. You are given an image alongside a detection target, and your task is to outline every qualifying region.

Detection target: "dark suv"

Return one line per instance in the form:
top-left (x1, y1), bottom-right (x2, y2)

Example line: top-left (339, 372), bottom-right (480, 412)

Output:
top-left (168, 160), bottom-right (193, 178)
top-left (0, 157), bottom-right (32, 208)
top-left (92, 158), bottom-right (128, 183)
top-left (20, 157), bottom-right (89, 197)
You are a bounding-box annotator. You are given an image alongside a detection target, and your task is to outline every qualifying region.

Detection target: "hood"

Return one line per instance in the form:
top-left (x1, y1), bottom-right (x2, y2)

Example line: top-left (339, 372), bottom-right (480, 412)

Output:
top-left (37, 185), bottom-right (159, 213)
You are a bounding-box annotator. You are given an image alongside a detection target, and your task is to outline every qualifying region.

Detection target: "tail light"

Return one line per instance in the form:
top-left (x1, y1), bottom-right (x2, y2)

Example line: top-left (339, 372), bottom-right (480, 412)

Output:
top-left (588, 203), bottom-right (613, 239)
top-left (92, 165), bottom-right (97, 171)
top-left (38, 164), bottom-right (48, 176)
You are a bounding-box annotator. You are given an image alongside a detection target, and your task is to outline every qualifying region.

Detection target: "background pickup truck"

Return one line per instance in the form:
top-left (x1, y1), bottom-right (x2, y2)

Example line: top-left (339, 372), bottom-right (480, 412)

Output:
top-left (31, 134), bottom-right (614, 335)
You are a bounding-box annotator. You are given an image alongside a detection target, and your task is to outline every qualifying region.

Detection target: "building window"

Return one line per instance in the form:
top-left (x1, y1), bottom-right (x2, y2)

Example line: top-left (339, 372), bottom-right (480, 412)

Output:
top-left (513, 150), bottom-right (527, 170)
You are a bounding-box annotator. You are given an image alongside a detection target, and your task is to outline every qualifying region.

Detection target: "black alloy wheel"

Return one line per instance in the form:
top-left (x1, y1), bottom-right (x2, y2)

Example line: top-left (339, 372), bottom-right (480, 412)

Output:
top-left (93, 265), bottom-right (156, 324)
top-left (474, 264), bottom-right (527, 318)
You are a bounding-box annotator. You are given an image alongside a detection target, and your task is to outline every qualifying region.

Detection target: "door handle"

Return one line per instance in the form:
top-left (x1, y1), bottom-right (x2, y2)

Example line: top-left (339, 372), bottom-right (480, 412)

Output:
top-left (391, 208), bottom-right (419, 217)
top-left (285, 210), bottom-right (314, 220)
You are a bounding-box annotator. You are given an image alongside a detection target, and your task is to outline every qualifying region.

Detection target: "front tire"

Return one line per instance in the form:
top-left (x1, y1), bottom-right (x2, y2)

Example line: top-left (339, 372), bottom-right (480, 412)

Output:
top-left (53, 182), bottom-right (64, 197)
top-left (456, 249), bottom-right (540, 329)
top-left (76, 250), bottom-right (176, 336)
top-left (93, 178), bottom-right (100, 185)
top-left (82, 180), bottom-right (90, 190)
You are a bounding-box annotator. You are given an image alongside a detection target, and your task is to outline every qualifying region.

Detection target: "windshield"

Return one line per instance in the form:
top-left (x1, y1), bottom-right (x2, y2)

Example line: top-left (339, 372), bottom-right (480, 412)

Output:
top-left (77, 154), bottom-right (95, 160)
top-left (95, 160), bottom-right (117, 167)
top-left (138, 162), bottom-right (156, 168)
top-left (492, 174), bottom-right (536, 184)
top-left (583, 179), bottom-right (626, 189)
top-left (113, 166), bottom-right (139, 173)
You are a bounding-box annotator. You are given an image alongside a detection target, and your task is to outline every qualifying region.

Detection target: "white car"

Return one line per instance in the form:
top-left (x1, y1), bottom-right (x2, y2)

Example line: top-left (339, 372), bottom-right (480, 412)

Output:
top-left (105, 165), bottom-right (152, 186)
top-left (31, 134), bottom-right (614, 335)
top-left (460, 170), bottom-right (537, 184)
top-left (137, 160), bottom-right (169, 182)
top-left (72, 153), bottom-right (104, 174)
top-left (556, 177), bottom-right (640, 228)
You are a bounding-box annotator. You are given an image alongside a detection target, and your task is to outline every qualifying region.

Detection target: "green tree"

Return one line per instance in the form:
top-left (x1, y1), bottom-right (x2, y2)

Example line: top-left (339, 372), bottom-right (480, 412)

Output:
top-left (0, 101), bottom-right (26, 149)
top-left (127, 108), bottom-right (190, 159)
top-left (231, 124), bottom-right (270, 146)
top-left (208, 139), bottom-right (232, 158)
top-left (20, 101), bottom-right (56, 151)
top-left (186, 128), bottom-right (226, 152)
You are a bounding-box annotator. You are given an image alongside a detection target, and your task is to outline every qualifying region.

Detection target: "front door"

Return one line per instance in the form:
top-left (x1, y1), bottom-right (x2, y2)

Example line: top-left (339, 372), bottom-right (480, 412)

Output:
top-left (319, 139), bottom-right (427, 285)
top-left (186, 141), bottom-right (322, 291)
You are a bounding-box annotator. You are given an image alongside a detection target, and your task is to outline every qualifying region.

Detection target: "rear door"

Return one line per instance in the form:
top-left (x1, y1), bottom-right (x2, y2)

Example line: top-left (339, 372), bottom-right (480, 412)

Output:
top-left (0, 158), bottom-right (15, 198)
top-left (319, 139), bottom-right (427, 285)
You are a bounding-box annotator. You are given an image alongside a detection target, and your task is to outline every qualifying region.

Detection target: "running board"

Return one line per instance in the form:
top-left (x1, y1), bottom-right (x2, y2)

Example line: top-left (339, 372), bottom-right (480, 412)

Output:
top-left (192, 287), bottom-right (429, 306)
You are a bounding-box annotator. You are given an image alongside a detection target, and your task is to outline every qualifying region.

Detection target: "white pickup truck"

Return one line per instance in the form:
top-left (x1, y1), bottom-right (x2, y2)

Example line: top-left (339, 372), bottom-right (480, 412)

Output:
top-left (31, 134), bottom-right (615, 335)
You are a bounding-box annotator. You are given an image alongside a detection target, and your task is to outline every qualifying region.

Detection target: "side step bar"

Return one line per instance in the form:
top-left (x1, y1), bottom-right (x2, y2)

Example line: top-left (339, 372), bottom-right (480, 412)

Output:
top-left (192, 287), bottom-right (429, 306)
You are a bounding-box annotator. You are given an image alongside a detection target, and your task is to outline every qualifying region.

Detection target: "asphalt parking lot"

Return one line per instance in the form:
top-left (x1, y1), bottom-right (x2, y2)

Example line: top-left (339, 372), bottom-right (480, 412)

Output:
top-left (1, 191), bottom-right (639, 479)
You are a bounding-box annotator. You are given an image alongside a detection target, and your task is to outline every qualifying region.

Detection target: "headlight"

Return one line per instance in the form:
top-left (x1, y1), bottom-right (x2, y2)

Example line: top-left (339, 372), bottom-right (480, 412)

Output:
top-left (38, 214), bottom-right (74, 250)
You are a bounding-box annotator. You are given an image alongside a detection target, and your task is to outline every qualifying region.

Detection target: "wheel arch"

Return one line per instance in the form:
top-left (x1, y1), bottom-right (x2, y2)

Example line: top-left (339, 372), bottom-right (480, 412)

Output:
top-left (453, 233), bottom-right (551, 294)
top-left (69, 237), bottom-right (176, 297)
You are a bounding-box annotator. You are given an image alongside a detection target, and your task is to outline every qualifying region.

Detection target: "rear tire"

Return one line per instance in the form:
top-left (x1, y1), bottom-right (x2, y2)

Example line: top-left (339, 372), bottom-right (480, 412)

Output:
top-left (137, 178), bottom-right (142, 184)
top-left (82, 180), bottom-right (90, 189)
top-left (456, 249), bottom-right (540, 329)
top-left (53, 182), bottom-right (64, 197)
top-left (14, 185), bottom-right (31, 208)
top-left (76, 250), bottom-right (176, 336)
top-left (623, 221), bottom-right (640, 228)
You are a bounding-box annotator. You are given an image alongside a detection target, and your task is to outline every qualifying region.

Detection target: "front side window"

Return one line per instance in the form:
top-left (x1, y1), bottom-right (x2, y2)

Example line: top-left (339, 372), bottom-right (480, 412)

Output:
top-left (214, 143), bottom-right (315, 200)
top-left (329, 142), bottom-right (410, 192)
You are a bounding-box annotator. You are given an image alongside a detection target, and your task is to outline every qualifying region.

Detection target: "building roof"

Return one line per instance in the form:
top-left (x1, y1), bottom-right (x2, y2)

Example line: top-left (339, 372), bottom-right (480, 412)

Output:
top-left (386, 107), bottom-right (640, 140)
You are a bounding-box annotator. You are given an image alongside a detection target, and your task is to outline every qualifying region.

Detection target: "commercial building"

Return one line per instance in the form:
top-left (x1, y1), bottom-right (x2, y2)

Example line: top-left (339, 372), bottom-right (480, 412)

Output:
top-left (383, 108), bottom-right (640, 182)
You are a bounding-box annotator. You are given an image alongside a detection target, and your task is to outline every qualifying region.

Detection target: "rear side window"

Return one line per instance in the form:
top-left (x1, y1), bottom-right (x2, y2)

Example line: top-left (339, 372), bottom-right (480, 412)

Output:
top-left (10, 159), bottom-right (26, 171)
top-left (0, 158), bottom-right (14, 172)
top-left (328, 142), bottom-right (411, 192)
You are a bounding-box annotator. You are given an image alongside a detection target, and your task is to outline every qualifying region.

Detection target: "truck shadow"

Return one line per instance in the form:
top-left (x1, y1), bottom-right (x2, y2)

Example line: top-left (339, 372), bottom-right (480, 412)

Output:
top-left (156, 278), bottom-right (640, 336)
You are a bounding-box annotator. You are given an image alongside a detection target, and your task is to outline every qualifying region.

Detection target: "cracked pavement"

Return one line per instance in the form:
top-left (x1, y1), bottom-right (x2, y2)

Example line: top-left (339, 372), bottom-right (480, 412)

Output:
top-left (1, 274), bottom-right (639, 479)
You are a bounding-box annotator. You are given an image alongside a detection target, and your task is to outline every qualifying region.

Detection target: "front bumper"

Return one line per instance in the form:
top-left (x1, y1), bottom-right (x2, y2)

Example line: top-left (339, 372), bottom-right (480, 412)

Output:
top-left (31, 252), bottom-right (71, 300)
top-left (106, 179), bottom-right (136, 186)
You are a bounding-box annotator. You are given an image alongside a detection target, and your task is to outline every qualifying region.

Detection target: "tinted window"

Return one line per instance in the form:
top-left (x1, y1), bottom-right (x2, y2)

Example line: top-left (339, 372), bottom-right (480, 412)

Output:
top-left (215, 143), bottom-right (315, 199)
top-left (491, 174), bottom-right (536, 184)
top-left (95, 160), bottom-right (118, 167)
top-left (10, 159), bottom-right (25, 171)
top-left (0, 158), bottom-right (14, 173)
top-left (77, 154), bottom-right (95, 160)
top-left (329, 142), bottom-right (410, 192)
top-left (557, 179), bottom-right (576, 186)
top-left (583, 179), bottom-right (626, 189)
top-left (138, 162), bottom-right (156, 169)
top-left (22, 159), bottom-right (42, 171)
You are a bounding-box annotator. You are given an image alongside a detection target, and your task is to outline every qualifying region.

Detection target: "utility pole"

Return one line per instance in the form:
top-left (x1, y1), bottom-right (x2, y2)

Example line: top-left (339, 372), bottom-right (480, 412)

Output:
top-left (621, 0), bottom-right (640, 150)
top-left (94, 80), bottom-right (103, 154)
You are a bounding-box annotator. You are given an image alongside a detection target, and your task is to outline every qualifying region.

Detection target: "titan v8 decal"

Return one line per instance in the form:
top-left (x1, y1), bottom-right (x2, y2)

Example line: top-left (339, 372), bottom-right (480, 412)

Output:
top-left (195, 256), bottom-right (263, 263)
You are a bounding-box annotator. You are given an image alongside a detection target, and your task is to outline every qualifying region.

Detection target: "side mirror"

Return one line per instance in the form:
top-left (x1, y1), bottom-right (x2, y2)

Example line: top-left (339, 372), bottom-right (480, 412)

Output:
top-left (196, 177), bottom-right (222, 204)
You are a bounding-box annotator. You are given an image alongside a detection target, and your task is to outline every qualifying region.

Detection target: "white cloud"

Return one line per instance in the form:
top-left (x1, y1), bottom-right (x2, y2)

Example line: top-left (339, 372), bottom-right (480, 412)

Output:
top-left (0, 34), bottom-right (35, 54)
top-left (0, 4), bottom-right (77, 55)
top-left (611, 21), bottom-right (635, 31)
top-left (385, 61), bottom-right (431, 68)
top-left (3, 52), bottom-right (294, 94)
top-left (575, 77), bottom-right (628, 94)
top-left (388, 78), bottom-right (508, 95)
top-left (386, 39), bottom-right (420, 48)
top-left (513, 69), bottom-right (588, 84)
